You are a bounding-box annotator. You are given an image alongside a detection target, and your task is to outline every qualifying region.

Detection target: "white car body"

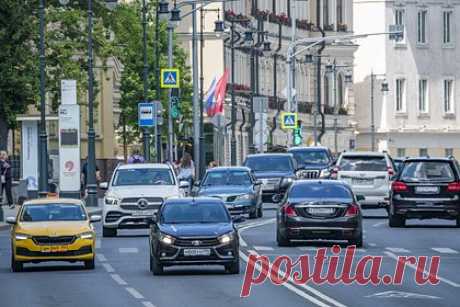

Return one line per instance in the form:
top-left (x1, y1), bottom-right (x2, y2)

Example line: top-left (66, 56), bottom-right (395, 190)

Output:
top-left (102, 163), bottom-right (185, 236)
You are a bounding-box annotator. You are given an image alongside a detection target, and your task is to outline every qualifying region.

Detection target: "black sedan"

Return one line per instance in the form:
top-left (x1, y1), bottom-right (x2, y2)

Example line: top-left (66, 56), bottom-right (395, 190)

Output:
top-left (196, 167), bottom-right (262, 219)
top-left (276, 180), bottom-right (363, 247)
top-left (148, 198), bottom-right (241, 275)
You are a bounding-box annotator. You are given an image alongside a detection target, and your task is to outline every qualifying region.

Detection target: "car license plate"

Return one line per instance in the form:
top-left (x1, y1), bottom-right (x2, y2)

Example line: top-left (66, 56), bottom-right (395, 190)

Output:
top-left (415, 186), bottom-right (439, 194)
top-left (352, 178), bottom-right (373, 185)
top-left (262, 184), bottom-right (275, 191)
top-left (132, 210), bottom-right (155, 216)
top-left (41, 246), bottom-right (68, 253)
top-left (307, 208), bottom-right (335, 215)
top-left (183, 249), bottom-right (211, 257)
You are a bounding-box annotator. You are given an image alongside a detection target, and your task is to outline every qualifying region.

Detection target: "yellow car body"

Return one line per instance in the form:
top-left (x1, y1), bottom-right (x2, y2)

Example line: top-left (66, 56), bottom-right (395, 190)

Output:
top-left (9, 198), bottom-right (100, 272)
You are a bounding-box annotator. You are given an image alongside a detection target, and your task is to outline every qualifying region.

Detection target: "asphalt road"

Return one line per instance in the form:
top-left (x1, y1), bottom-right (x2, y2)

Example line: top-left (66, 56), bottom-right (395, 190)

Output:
top-left (0, 207), bottom-right (459, 307)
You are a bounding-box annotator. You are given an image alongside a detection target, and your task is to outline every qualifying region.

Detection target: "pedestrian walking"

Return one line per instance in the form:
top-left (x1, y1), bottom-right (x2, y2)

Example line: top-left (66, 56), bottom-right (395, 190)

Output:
top-left (0, 151), bottom-right (14, 208)
top-left (208, 161), bottom-right (218, 169)
top-left (177, 152), bottom-right (195, 188)
top-left (81, 157), bottom-right (101, 197)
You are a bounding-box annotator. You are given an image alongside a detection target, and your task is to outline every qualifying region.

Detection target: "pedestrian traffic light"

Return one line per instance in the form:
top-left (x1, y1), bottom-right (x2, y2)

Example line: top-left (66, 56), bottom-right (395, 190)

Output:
top-left (294, 120), bottom-right (302, 146)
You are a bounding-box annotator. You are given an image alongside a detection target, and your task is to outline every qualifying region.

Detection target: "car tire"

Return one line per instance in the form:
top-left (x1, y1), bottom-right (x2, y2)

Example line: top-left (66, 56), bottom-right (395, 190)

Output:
top-left (11, 254), bottom-right (23, 273)
top-left (84, 258), bottom-right (95, 270)
top-left (257, 204), bottom-right (263, 218)
top-left (389, 213), bottom-right (405, 227)
top-left (249, 207), bottom-right (258, 219)
top-left (225, 258), bottom-right (240, 274)
top-left (276, 229), bottom-right (290, 247)
top-left (348, 232), bottom-right (363, 248)
top-left (150, 254), bottom-right (164, 275)
top-left (103, 227), bottom-right (117, 237)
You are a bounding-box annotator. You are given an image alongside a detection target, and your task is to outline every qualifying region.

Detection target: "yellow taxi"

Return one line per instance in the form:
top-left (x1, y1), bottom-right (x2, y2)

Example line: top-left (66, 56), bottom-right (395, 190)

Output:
top-left (6, 198), bottom-right (101, 272)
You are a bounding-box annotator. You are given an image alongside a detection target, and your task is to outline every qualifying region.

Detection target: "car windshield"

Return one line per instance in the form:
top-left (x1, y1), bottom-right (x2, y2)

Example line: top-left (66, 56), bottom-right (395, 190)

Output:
top-left (291, 150), bottom-right (330, 166)
top-left (21, 204), bottom-right (87, 222)
top-left (161, 202), bottom-right (230, 224)
top-left (290, 184), bottom-right (353, 200)
top-left (339, 156), bottom-right (387, 172)
top-left (400, 161), bottom-right (455, 182)
top-left (203, 171), bottom-right (252, 186)
top-left (245, 156), bottom-right (293, 172)
top-left (113, 168), bottom-right (174, 186)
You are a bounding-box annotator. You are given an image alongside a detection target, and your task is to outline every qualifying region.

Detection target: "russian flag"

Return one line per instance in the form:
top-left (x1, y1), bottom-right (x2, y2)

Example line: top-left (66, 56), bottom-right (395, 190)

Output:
top-left (205, 77), bottom-right (217, 116)
top-left (205, 70), bottom-right (229, 117)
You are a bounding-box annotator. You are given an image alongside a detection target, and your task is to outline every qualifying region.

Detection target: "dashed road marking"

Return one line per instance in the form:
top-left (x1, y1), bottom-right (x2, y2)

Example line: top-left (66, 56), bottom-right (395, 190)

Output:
top-left (368, 243), bottom-right (377, 247)
top-left (372, 221), bottom-right (386, 228)
top-left (119, 248), bottom-right (139, 253)
top-left (142, 302), bottom-right (157, 307)
top-left (96, 239), bottom-right (101, 249)
top-left (102, 263), bottom-right (115, 273)
top-left (96, 254), bottom-right (107, 262)
top-left (125, 287), bottom-right (144, 299)
top-left (254, 246), bottom-right (274, 251)
top-left (385, 247), bottom-right (410, 253)
top-left (298, 247), bottom-right (318, 251)
top-left (431, 248), bottom-right (458, 254)
top-left (239, 235), bottom-right (248, 247)
top-left (111, 274), bottom-right (128, 286)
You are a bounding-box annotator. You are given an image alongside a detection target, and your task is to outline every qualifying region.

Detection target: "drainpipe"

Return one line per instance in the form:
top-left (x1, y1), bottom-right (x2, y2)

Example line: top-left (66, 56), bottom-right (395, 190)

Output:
top-left (269, 23), bottom-right (283, 147)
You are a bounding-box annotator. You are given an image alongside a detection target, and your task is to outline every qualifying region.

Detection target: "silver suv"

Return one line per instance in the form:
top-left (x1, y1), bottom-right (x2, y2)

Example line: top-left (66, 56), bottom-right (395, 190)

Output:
top-left (332, 152), bottom-right (395, 210)
top-left (100, 163), bottom-right (189, 237)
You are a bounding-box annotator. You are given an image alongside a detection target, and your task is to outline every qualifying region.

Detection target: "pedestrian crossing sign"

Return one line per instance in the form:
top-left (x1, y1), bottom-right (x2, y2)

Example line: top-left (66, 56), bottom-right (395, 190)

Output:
top-left (281, 112), bottom-right (298, 129)
top-left (160, 68), bottom-right (180, 88)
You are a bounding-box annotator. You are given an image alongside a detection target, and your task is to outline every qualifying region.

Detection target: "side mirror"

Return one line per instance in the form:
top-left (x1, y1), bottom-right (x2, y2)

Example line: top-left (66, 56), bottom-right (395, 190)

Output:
top-left (272, 194), bottom-right (282, 203)
top-left (99, 182), bottom-right (109, 190)
top-left (356, 195), bottom-right (365, 202)
top-left (179, 181), bottom-right (191, 189)
top-left (6, 217), bottom-right (16, 225)
top-left (194, 180), bottom-right (201, 187)
top-left (232, 215), bottom-right (246, 223)
top-left (254, 180), bottom-right (262, 185)
top-left (90, 215), bottom-right (102, 223)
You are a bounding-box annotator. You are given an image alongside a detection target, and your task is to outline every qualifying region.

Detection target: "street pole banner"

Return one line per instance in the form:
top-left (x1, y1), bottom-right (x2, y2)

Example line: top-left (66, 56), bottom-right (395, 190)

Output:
top-left (58, 104), bottom-right (81, 193)
top-left (21, 121), bottom-right (39, 191)
top-left (61, 80), bottom-right (77, 105)
top-left (138, 102), bottom-right (155, 127)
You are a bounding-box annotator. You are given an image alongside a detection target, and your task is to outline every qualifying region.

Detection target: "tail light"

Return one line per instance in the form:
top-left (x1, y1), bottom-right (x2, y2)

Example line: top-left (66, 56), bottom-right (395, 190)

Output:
top-left (447, 182), bottom-right (460, 192)
top-left (345, 203), bottom-right (359, 217)
top-left (387, 167), bottom-right (394, 177)
top-left (282, 203), bottom-right (297, 217)
top-left (392, 181), bottom-right (408, 192)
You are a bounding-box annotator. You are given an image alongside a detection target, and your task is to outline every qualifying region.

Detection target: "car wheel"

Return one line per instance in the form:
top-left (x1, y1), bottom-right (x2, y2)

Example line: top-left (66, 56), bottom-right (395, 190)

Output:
top-left (84, 258), bottom-right (95, 270)
top-left (249, 207), bottom-right (258, 219)
top-left (257, 204), bottom-right (263, 218)
top-left (103, 227), bottom-right (117, 237)
top-left (348, 232), bottom-right (363, 248)
top-left (276, 228), bottom-right (290, 247)
top-left (389, 213), bottom-right (405, 227)
top-left (225, 258), bottom-right (240, 274)
top-left (11, 254), bottom-right (23, 273)
top-left (150, 254), bottom-right (164, 275)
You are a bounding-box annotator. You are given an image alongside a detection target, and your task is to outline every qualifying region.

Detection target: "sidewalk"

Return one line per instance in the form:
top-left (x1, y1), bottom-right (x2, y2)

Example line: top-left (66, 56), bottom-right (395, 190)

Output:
top-left (0, 200), bottom-right (103, 231)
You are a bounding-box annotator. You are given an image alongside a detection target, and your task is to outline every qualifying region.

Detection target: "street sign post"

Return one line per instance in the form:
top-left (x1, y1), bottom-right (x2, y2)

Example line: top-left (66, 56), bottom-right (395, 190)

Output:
top-left (280, 112), bottom-right (298, 129)
top-left (160, 68), bottom-right (180, 88)
top-left (138, 102), bottom-right (155, 127)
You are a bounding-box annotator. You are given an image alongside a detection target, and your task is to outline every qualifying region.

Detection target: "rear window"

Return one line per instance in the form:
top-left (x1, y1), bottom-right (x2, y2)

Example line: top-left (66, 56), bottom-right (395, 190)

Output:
top-left (400, 161), bottom-right (455, 182)
top-left (245, 156), bottom-right (294, 172)
top-left (339, 155), bottom-right (387, 172)
top-left (290, 183), bottom-right (353, 200)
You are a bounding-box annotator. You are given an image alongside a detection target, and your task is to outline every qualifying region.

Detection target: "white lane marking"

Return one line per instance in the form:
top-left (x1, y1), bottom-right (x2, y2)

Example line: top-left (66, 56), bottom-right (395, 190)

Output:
top-left (385, 251), bottom-right (460, 288)
top-left (365, 290), bottom-right (441, 299)
top-left (96, 254), bottom-right (107, 262)
top-left (372, 221), bottom-right (386, 228)
top-left (254, 246), bottom-right (274, 251)
top-left (111, 274), bottom-right (128, 286)
top-left (119, 247), bottom-right (139, 253)
top-left (298, 247), bottom-right (318, 251)
top-left (239, 235), bottom-right (248, 247)
top-left (125, 287), bottom-right (144, 299)
top-left (102, 263), bottom-right (115, 273)
top-left (385, 247), bottom-right (410, 253)
top-left (431, 248), bottom-right (458, 254)
top-left (368, 243), bottom-right (377, 247)
top-left (96, 239), bottom-right (101, 249)
top-left (142, 302), bottom-right (157, 307)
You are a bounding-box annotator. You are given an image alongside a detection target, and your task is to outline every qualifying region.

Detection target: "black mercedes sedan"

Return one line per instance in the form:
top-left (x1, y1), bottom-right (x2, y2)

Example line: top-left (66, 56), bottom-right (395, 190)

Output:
top-left (148, 198), bottom-right (241, 275)
top-left (196, 167), bottom-right (263, 219)
top-left (276, 180), bottom-right (363, 247)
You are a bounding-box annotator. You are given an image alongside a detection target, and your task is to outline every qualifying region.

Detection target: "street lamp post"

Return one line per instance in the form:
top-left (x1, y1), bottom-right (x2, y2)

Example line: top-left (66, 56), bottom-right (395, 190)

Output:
top-left (38, 0), bottom-right (49, 198)
top-left (370, 72), bottom-right (389, 152)
top-left (142, 0), bottom-right (150, 161)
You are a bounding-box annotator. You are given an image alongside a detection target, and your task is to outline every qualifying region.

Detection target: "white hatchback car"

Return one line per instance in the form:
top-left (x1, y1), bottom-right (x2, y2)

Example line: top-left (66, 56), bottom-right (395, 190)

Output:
top-left (332, 152), bottom-right (395, 210)
top-left (100, 163), bottom-right (189, 237)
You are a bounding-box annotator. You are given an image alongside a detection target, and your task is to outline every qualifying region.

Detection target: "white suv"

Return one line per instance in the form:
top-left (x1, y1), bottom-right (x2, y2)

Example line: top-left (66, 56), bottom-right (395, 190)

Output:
top-left (332, 152), bottom-right (395, 210)
top-left (101, 163), bottom-right (188, 237)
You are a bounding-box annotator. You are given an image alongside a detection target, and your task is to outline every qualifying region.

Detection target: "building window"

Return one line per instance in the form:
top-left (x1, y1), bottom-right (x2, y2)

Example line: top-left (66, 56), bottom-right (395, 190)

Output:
top-left (445, 148), bottom-right (454, 157)
top-left (419, 148), bottom-right (428, 157)
top-left (337, 74), bottom-right (344, 106)
top-left (394, 9), bottom-right (405, 43)
top-left (324, 75), bottom-right (330, 106)
top-left (418, 79), bottom-right (428, 113)
top-left (443, 11), bottom-right (452, 44)
top-left (337, 0), bottom-right (344, 25)
top-left (323, 0), bottom-right (329, 27)
top-left (417, 10), bottom-right (427, 44)
top-left (395, 78), bottom-right (406, 112)
top-left (444, 79), bottom-right (454, 113)
top-left (397, 148), bottom-right (406, 157)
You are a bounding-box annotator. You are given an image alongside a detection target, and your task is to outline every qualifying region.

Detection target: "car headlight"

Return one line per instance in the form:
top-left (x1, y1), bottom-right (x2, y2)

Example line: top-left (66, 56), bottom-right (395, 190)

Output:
top-left (235, 194), bottom-right (251, 201)
top-left (320, 169), bottom-right (331, 178)
top-left (218, 232), bottom-right (234, 245)
top-left (15, 233), bottom-right (30, 241)
top-left (104, 195), bottom-right (120, 205)
top-left (79, 231), bottom-right (95, 240)
top-left (159, 233), bottom-right (175, 245)
top-left (281, 177), bottom-right (295, 186)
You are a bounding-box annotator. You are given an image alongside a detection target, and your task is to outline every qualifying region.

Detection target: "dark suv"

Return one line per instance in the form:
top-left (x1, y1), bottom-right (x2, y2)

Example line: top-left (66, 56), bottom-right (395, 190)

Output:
top-left (288, 146), bottom-right (334, 179)
top-left (389, 157), bottom-right (460, 227)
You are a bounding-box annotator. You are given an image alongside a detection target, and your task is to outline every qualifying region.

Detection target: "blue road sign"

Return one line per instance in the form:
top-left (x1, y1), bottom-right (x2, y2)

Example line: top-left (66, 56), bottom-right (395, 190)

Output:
top-left (138, 102), bottom-right (155, 127)
top-left (161, 68), bottom-right (180, 88)
top-left (281, 112), bottom-right (298, 129)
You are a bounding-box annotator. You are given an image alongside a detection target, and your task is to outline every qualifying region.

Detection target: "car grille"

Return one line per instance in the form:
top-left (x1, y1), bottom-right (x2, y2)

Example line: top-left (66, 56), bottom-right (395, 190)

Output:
top-left (105, 211), bottom-right (124, 223)
top-left (174, 237), bottom-right (220, 247)
top-left (16, 246), bottom-right (92, 257)
top-left (119, 197), bottom-right (163, 211)
top-left (32, 236), bottom-right (76, 246)
top-left (299, 170), bottom-right (320, 179)
top-left (121, 197), bottom-right (163, 204)
top-left (120, 204), bottom-right (161, 211)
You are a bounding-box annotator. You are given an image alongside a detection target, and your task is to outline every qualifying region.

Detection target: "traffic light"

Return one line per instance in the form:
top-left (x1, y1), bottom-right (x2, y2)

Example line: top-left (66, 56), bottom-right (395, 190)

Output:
top-left (171, 88), bottom-right (180, 119)
top-left (294, 120), bottom-right (302, 146)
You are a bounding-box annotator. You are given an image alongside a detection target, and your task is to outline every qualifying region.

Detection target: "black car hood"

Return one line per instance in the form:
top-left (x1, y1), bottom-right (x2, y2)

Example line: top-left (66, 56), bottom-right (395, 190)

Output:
top-left (253, 171), bottom-right (294, 179)
top-left (159, 223), bottom-right (233, 237)
top-left (198, 185), bottom-right (252, 196)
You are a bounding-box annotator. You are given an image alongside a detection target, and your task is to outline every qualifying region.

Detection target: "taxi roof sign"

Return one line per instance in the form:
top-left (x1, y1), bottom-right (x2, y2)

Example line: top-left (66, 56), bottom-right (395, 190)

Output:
top-left (161, 68), bottom-right (180, 88)
top-left (281, 112), bottom-right (298, 129)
